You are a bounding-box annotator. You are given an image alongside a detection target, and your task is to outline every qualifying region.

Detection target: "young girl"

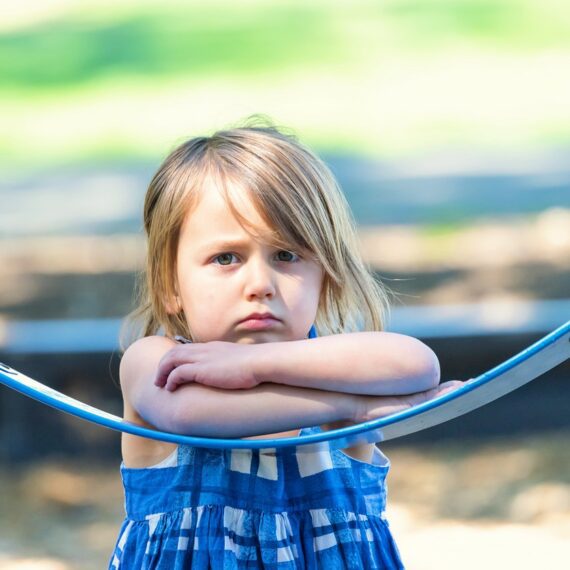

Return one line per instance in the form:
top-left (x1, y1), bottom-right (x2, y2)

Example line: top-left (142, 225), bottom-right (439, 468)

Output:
top-left (110, 121), bottom-right (461, 569)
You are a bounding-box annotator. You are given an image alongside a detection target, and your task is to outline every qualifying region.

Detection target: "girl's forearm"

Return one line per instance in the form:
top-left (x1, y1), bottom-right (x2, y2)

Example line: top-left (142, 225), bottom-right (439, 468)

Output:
top-left (139, 381), bottom-right (359, 438)
top-left (253, 332), bottom-right (440, 396)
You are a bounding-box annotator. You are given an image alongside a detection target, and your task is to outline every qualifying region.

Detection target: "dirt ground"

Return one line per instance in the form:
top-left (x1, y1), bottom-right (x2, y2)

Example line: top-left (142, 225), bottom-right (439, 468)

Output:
top-left (0, 431), bottom-right (568, 569)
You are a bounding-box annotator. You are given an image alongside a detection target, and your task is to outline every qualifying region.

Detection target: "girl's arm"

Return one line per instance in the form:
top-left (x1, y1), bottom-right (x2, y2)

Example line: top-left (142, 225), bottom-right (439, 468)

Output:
top-left (124, 335), bottom-right (457, 437)
top-left (254, 332), bottom-right (440, 395)
top-left (123, 335), bottom-right (358, 437)
top-left (156, 332), bottom-right (440, 396)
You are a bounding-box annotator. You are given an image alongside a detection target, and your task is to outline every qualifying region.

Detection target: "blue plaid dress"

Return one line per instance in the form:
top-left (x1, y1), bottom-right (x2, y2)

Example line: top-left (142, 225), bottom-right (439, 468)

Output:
top-left (109, 427), bottom-right (404, 569)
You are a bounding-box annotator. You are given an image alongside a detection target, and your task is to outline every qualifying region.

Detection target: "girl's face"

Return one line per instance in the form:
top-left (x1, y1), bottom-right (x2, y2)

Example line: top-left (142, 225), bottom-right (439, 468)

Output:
top-left (174, 177), bottom-right (324, 344)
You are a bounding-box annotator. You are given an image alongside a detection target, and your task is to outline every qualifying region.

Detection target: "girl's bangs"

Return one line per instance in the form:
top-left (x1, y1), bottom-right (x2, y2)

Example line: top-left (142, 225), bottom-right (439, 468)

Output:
top-left (218, 173), bottom-right (314, 256)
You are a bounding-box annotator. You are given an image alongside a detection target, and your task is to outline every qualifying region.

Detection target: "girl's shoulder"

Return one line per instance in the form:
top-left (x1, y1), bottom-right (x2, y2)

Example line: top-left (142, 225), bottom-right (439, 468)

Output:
top-left (119, 336), bottom-right (177, 407)
top-left (123, 334), bottom-right (178, 354)
top-left (120, 335), bottom-right (180, 468)
top-left (119, 335), bottom-right (177, 392)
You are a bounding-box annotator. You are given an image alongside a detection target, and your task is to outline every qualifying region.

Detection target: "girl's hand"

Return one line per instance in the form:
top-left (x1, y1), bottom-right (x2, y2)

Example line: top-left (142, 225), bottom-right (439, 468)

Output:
top-left (154, 341), bottom-right (259, 392)
top-left (356, 380), bottom-right (464, 423)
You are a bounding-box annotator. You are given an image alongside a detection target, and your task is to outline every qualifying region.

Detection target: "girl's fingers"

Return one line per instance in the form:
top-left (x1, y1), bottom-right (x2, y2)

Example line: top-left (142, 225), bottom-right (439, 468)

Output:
top-left (154, 372), bottom-right (168, 387)
top-left (359, 380), bottom-right (467, 422)
top-left (432, 380), bottom-right (464, 398)
top-left (411, 381), bottom-right (462, 405)
top-left (155, 347), bottom-right (195, 387)
top-left (439, 380), bottom-right (464, 391)
top-left (163, 364), bottom-right (195, 392)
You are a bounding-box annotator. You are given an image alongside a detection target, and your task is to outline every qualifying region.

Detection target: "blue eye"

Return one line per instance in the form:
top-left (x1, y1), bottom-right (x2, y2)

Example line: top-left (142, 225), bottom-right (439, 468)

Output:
top-left (213, 253), bottom-right (237, 266)
top-left (212, 251), bottom-right (298, 266)
top-left (276, 250), bottom-right (298, 262)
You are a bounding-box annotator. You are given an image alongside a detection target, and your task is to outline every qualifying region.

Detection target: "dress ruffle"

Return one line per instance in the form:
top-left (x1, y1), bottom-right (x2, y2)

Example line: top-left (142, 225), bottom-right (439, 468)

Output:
top-left (111, 504), bottom-right (403, 569)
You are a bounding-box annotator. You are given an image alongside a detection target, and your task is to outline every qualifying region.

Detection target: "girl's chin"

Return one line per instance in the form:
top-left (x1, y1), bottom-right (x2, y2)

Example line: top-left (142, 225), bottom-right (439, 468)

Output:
top-left (233, 331), bottom-right (294, 344)
top-left (235, 335), bottom-right (277, 345)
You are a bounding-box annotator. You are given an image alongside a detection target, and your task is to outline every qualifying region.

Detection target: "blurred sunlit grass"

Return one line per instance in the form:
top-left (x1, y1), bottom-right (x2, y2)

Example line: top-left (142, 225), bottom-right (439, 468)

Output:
top-left (1, 0), bottom-right (569, 169)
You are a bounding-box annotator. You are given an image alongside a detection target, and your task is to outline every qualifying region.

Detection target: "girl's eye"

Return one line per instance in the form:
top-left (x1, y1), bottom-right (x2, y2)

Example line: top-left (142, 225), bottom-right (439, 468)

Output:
top-left (213, 253), bottom-right (237, 266)
top-left (212, 251), bottom-right (299, 266)
top-left (276, 250), bottom-right (298, 262)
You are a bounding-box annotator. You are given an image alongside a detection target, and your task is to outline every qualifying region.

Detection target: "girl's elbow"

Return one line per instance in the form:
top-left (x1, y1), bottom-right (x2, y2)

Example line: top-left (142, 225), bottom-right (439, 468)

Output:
top-left (416, 350), bottom-right (441, 390)
top-left (429, 357), bottom-right (441, 388)
top-left (143, 397), bottom-right (200, 435)
top-left (401, 338), bottom-right (440, 391)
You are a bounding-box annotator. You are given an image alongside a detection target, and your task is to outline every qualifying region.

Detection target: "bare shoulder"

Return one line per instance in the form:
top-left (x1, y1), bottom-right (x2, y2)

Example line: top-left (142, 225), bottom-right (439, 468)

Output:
top-left (120, 335), bottom-right (179, 468)
top-left (120, 335), bottom-right (177, 392)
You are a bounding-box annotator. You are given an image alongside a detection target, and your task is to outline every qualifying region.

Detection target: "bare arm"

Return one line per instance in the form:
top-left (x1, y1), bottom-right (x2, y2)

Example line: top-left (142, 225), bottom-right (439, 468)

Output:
top-left (124, 336), bottom-right (457, 438)
top-left (122, 336), bottom-right (358, 438)
top-left (253, 332), bottom-right (440, 395)
top-left (156, 332), bottom-right (441, 396)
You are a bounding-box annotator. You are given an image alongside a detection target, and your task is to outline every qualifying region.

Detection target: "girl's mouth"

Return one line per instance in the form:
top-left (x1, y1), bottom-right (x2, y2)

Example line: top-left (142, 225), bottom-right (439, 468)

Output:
top-left (238, 317), bottom-right (280, 330)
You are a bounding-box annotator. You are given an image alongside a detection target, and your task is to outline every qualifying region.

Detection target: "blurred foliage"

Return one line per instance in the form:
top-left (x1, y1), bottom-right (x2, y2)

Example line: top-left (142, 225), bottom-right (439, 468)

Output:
top-left (0, 0), bottom-right (568, 166)
top-left (1, 0), bottom-right (568, 90)
top-left (0, 7), bottom-right (337, 88)
top-left (384, 0), bottom-right (570, 48)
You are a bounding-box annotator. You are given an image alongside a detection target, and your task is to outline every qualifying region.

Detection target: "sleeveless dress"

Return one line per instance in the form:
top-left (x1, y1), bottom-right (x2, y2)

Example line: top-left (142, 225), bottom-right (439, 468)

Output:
top-left (109, 429), bottom-right (405, 569)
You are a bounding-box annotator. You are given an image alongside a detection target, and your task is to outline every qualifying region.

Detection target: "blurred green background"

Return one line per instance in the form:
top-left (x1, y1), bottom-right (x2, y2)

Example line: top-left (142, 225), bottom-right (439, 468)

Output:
top-left (1, 1), bottom-right (569, 569)
top-left (1, 0), bottom-right (569, 169)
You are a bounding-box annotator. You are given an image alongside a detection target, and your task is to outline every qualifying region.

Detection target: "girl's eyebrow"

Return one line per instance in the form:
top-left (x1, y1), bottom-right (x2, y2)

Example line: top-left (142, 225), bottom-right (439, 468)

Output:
top-left (198, 238), bottom-right (296, 255)
top-left (197, 239), bottom-right (251, 253)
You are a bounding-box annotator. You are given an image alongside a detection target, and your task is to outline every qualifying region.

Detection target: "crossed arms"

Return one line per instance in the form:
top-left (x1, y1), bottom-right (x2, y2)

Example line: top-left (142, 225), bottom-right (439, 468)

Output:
top-left (121, 333), bottom-right (461, 438)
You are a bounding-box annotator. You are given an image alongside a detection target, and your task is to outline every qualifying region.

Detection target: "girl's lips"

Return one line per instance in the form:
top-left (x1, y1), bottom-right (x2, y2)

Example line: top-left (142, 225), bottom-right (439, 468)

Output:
top-left (238, 317), bottom-right (280, 330)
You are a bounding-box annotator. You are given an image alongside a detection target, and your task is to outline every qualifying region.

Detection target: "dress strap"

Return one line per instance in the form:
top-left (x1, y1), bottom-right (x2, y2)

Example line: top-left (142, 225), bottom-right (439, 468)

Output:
top-left (174, 335), bottom-right (192, 344)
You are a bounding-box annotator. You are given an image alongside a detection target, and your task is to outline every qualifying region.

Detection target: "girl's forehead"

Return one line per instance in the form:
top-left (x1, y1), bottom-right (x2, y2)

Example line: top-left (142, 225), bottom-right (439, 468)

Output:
top-left (180, 178), bottom-right (277, 244)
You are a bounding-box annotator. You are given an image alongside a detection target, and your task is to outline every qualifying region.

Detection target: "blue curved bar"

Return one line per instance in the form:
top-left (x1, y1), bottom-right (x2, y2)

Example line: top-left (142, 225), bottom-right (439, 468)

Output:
top-left (0, 320), bottom-right (568, 450)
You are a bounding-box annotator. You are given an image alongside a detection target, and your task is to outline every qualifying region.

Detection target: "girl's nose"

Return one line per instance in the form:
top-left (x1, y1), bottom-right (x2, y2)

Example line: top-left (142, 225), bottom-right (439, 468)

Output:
top-left (243, 259), bottom-right (276, 300)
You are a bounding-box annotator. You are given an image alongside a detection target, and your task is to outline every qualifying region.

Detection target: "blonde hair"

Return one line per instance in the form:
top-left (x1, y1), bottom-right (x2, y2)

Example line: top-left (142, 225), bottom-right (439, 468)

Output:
top-left (121, 120), bottom-right (393, 350)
